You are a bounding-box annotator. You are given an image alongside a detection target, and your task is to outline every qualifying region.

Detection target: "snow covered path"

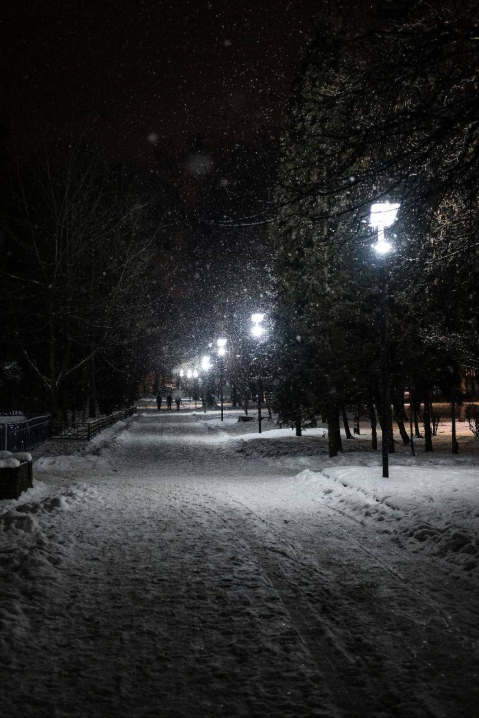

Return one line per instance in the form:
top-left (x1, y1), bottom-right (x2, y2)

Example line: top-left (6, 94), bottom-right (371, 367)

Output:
top-left (1, 407), bottom-right (479, 718)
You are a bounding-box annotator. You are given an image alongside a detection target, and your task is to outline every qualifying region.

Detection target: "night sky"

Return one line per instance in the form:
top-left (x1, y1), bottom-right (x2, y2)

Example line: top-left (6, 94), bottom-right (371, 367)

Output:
top-left (3, 0), bottom-right (322, 164)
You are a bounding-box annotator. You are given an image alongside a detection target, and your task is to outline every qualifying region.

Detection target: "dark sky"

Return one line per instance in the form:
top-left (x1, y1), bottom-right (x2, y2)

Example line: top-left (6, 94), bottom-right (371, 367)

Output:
top-left (2, 0), bottom-right (323, 163)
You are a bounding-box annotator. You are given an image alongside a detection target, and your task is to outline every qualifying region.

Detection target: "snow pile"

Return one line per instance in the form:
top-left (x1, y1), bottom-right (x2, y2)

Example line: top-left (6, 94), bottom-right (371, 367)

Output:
top-left (0, 482), bottom-right (98, 653)
top-left (12, 452), bottom-right (33, 463)
top-left (0, 451), bottom-right (32, 468)
top-left (35, 454), bottom-right (109, 472)
top-left (299, 464), bottom-right (479, 573)
top-left (0, 482), bottom-right (97, 550)
top-left (0, 414), bottom-right (26, 424)
top-left (0, 458), bottom-right (20, 468)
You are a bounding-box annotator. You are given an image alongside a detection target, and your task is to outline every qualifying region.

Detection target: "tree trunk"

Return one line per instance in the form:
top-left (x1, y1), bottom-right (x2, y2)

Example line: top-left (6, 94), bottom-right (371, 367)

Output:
top-left (387, 405), bottom-right (395, 454)
top-left (295, 414), bottom-right (302, 437)
top-left (392, 388), bottom-right (410, 445)
top-left (423, 386), bottom-right (433, 452)
top-left (353, 406), bottom-right (361, 434)
top-left (327, 406), bottom-right (342, 457)
top-left (451, 383), bottom-right (459, 454)
top-left (341, 406), bottom-right (353, 439)
top-left (50, 383), bottom-right (60, 423)
top-left (371, 383), bottom-right (395, 453)
top-left (408, 390), bottom-right (416, 457)
top-left (48, 314), bottom-right (61, 421)
top-left (412, 391), bottom-right (422, 437)
top-left (89, 353), bottom-right (97, 419)
top-left (367, 400), bottom-right (378, 451)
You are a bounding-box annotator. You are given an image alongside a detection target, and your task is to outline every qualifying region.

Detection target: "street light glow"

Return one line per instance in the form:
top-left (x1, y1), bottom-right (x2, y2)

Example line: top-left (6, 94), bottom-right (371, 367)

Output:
top-left (217, 338), bottom-right (227, 357)
top-left (251, 313), bottom-right (265, 324)
top-left (201, 355), bottom-right (211, 371)
top-left (251, 323), bottom-right (265, 337)
top-left (369, 202), bottom-right (400, 229)
top-left (193, 369), bottom-right (199, 378)
top-left (370, 201), bottom-right (400, 255)
top-left (251, 313), bottom-right (265, 338)
top-left (373, 240), bottom-right (393, 255)
top-left (186, 369), bottom-right (192, 379)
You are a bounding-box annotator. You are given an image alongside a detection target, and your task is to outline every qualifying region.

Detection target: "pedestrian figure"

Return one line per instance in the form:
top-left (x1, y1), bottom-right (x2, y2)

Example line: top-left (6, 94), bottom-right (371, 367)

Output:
top-left (156, 393), bottom-right (162, 411)
top-left (175, 396), bottom-right (181, 411)
top-left (166, 394), bottom-right (173, 410)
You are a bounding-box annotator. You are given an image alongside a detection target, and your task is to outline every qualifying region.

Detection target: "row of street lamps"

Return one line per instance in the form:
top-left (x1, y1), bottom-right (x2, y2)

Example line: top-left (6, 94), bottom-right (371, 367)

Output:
top-left (178, 313), bottom-right (266, 426)
top-left (175, 201), bottom-right (399, 476)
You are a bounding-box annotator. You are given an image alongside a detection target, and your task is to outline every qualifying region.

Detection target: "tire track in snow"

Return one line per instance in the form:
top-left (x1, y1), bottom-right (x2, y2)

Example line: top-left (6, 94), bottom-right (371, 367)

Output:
top-left (203, 496), bottom-right (433, 718)
top-left (208, 492), bottom-right (468, 718)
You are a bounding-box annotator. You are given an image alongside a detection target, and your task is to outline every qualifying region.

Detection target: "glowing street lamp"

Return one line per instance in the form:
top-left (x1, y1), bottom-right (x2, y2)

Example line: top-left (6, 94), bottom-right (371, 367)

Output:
top-left (200, 355), bottom-right (211, 413)
top-left (251, 313), bottom-right (265, 338)
top-left (370, 202), bottom-right (400, 255)
top-left (370, 201), bottom-right (400, 478)
top-left (217, 337), bottom-right (227, 357)
top-left (217, 338), bottom-right (227, 420)
top-left (251, 313), bottom-right (266, 433)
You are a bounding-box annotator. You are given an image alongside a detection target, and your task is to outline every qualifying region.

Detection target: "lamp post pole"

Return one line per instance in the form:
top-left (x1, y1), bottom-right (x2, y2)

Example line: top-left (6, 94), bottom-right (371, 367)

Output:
top-left (200, 355), bottom-right (211, 415)
top-left (257, 376), bottom-right (263, 434)
top-left (216, 339), bottom-right (227, 422)
top-left (379, 255), bottom-right (390, 478)
top-left (370, 202), bottom-right (400, 479)
top-left (219, 357), bottom-right (224, 421)
top-left (251, 313), bottom-right (266, 434)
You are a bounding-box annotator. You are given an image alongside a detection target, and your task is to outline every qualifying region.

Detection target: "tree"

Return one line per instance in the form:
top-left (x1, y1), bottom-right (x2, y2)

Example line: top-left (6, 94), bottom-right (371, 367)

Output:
top-left (269, 0), bottom-right (479, 456)
top-left (0, 137), bottom-right (163, 417)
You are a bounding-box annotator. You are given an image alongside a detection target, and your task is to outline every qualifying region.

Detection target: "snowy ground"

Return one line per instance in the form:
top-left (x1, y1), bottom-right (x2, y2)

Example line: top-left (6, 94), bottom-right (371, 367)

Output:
top-left (1, 401), bottom-right (478, 718)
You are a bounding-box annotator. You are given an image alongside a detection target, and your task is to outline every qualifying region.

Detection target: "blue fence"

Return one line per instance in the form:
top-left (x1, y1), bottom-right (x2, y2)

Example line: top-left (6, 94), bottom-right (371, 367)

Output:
top-left (1, 415), bottom-right (51, 452)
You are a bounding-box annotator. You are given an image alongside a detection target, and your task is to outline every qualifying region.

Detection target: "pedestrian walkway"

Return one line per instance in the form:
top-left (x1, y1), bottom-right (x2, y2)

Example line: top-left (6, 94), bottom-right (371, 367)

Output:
top-left (1, 407), bottom-right (478, 718)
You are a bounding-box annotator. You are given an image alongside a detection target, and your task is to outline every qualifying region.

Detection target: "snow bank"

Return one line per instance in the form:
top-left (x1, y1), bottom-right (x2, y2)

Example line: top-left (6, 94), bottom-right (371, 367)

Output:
top-left (298, 464), bottom-right (479, 574)
top-left (0, 482), bottom-right (99, 648)
top-left (0, 414), bottom-right (26, 424)
top-left (0, 458), bottom-right (20, 468)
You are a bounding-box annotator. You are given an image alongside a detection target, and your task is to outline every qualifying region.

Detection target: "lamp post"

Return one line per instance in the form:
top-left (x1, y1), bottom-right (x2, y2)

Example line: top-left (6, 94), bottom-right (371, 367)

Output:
top-left (201, 355), bottom-right (211, 414)
top-left (251, 313), bottom-right (266, 434)
top-left (192, 368), bottom-right (199, 410)
top-left (370, 201), bottom-right (400, 478)
top-left (217, 338), bottom-right (227, 421)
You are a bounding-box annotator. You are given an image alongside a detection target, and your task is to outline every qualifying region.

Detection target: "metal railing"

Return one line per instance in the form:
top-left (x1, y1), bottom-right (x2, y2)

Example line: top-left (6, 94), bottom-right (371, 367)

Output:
top-left (51, 406), bottom-right (136, 441)
top-left (1, 414), bottom-right (51, 452)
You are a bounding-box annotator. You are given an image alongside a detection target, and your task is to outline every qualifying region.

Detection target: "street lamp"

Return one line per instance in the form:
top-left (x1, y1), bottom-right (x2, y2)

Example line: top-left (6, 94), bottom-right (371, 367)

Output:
top-left (370, 201), bottom-right (400, 478)
top-left (191, 368), bottom-right (199, 410)
top-left (251, 313), bottom-right (266, 433)
top-left (217, 338), bottom-right (227, 421)
top-left (200, 355), bottom-right (211, 413)
top-left (251, 313), bottom-right (265, 338)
